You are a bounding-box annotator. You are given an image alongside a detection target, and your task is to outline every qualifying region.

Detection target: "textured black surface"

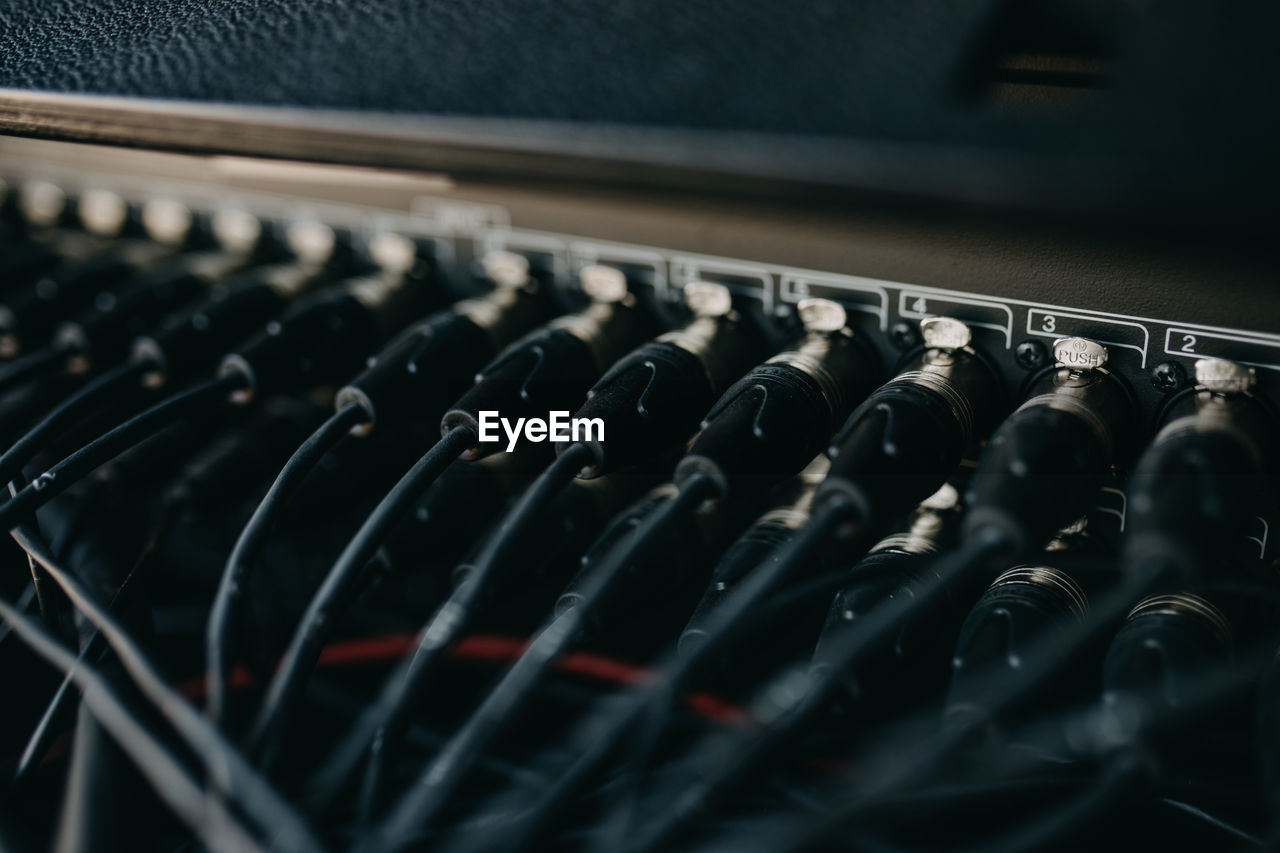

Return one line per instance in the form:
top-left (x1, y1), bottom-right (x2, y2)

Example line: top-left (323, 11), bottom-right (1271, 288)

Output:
top-left (1, 2), bottom-right (1279, 224)
top-left (0, 0), bottom-right (1275, 155)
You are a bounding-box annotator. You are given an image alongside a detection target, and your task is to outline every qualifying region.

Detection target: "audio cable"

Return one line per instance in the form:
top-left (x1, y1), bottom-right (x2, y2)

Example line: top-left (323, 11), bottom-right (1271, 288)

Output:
top-left (205, 249), bottom-right (548, 725)
top-left (307, 472), bottom-right (678, 816)
top-left (359, 475), bottom-right (724, 837)
top-left (0, 242), bottom-right (428, 533)
top-left (776, 353), bottom-right (1275, 850)
top-left (758, 643), bottom-right (1271, 853)
top-left (622, 487), bottom-right (968, 852)
top-left (961, 336), bottom-right (1136, 557)
top-left (685, 337), bottom-right (1140, 849)
top-left (0, 597), bottom-right (285, 853)
top-left (0, 211), bottom-right (299, 491)
top-left (925, 356), bottom-right (1278, 760)
top-left (489, 324), bottom-right (1138, 853)
top-left (3, 523), bottom-right (323, 853)
top-left (0, 373), bottom-right (245, 530)
top-left (949, 592), bottom-right (1242, 853)
top-left (369, 300), bottom-right (890, 852)
top-left (243, 263), bottom-right (655, 764)
top-left (942, 520), bottom-right (1098, 734)
top-left (9, 398), bottom-right (328, 787)
top-left (419, 279), bottom-right (764, 618)
top-left (407, 466), bottom-right (833, 844)
top-left (307, 294), bottom-right (869, 833)
top-left (677, 455), bottom-right (833, 671)
top-left (0, 190), bottom-right (196, 394)
top-left (598, 316), bottom-right (1007, 828)
top-left (0, 188), bottom-right (180, 359)
top-left (1103, 592), bottom-right (1239, 740)
top-left (651, 314), bottom-right (1003, 688)
top-left (322, 278), bottom-right (761, 777)
top-left (1122, 358), bottom-right (1276, 586)
top-left (47, 211), bottom-right (261, 377)
top-left (809, 483), bottom-right (962, 692)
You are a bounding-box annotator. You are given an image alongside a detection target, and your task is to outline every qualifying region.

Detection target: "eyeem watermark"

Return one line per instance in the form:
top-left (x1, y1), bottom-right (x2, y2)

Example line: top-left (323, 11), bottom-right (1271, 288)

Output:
top-left (477, 411), bottom-right (604, 453)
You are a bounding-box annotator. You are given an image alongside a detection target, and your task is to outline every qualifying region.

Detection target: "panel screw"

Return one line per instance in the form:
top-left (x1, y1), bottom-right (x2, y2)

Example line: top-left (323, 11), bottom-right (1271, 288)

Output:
top-left (1151, 361), bottom-right (1186, 394)
top-left (889, 321), bottom-right (920, 351)
top-left (1015, 339), bottom-right (1048, 371)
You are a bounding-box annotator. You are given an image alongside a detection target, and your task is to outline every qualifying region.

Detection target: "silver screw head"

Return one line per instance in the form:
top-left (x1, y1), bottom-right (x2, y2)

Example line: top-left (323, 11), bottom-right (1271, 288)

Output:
top-left (920, 316), bottom-right (971, 350)
top-left (211, 209), bottom-right (262, 254)
top-left (78, 189), bottom-right (129, 237)
top-left (286, 220), bottom-right (336, 264)
top-left (19, 181), bottom-right (67, 227)
top-left (1195, 358), bottom-right (1256, 394)
top-left (1052, 337), bottom-right (1109, 371)
top-left (481, 250), bottom-right (530, 289)
top-left (797, 298), bottom-right (847, 333)
top-left (683, 281), bottom-right (733, 318)
top-left (369, 232), bottom-right (418, 274)
top-left (141, 198), bottom-right (194, 245)
top-left (579, 264), bottom-right (629, 303)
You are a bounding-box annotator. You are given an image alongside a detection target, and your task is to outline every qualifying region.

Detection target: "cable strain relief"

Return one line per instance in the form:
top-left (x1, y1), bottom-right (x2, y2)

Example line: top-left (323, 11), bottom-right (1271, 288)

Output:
top-left (130, 341), bottom-right (170, 389)
top-left (216, 354), bottom-right (256, 406)
top-left (673, 455), bottom-right (730, 505)
top-left (961, 506), bottom-right (1027, 560)
top-left (556, 439), bottom-right (606, 478)
top-left (811, 479), bottom-right (872, 534)
top-left (334, 386), bottom-right (376, 436)
top-left (438, 420), bottom-right (481, 461)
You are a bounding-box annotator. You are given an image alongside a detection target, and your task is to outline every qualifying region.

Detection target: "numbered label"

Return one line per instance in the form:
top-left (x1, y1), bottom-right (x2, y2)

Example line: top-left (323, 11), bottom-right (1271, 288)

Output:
top-left (1026, 310), bottom-right (1149, 366)
top-left (779, 273), bottom-right (889, 329)
top-left (899, 291), bottom-right (1013, 347)
top-left (1164, 328), bottom-right (1280, 371)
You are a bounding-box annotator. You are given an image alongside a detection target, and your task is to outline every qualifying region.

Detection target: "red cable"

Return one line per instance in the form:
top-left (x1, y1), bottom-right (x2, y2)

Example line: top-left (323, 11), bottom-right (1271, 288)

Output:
top-left (177, 631), bottom-right (747, 724)
top-left (34, 633), bottom-right (746, 769)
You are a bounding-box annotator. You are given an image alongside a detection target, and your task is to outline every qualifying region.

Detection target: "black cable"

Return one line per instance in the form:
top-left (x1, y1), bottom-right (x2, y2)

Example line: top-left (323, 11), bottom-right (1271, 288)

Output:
top-left (744, 652), bottom-right (1269, 853)
top-left (624, 534), bottom-right (1018, 853)
top-left (363, 470), bottom-right (718, 845)
top-left (0, 360), bottom-right (149, 487)
top-left (305, 443), bottom-right (631, 809)
top-left (778, 588), bottom-right (1271, 853)
top-left (966, 763), bottom-right (1137, 853)
top-left (205, 402), bottom-right (370, 727)
top-left (1157, 798), bottom-right (1263, 846)
top-left (341, 441), bottom-right (598, 814)
top-left (16, 520), bottom-right (64, 635)
top-left (0, 346), bottom-right (63, 396)
top-left (0, 582), bottom-right (35, 647)
top-left (7, 525), bottom-right (323, 853)
top-left (591, 319), bottom-right (1002, 844)
top-left (0, 372), bottom-right (244, 531)
top-left (10, 496), bottom-right (185, 786)
top-left (948, 761), bottom-right (1139, 853)
top-left (0, 596), bottom-right (273, 853)
top-left (245, 423), bottom-right (477, 766)
top-left (437, 497), bottom-right (861, 853)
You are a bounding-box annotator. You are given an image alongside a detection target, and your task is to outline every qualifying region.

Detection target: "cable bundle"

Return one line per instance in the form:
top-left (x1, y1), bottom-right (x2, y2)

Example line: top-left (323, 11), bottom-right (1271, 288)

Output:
top-left (0, 183), bottom-right (1278, 853)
